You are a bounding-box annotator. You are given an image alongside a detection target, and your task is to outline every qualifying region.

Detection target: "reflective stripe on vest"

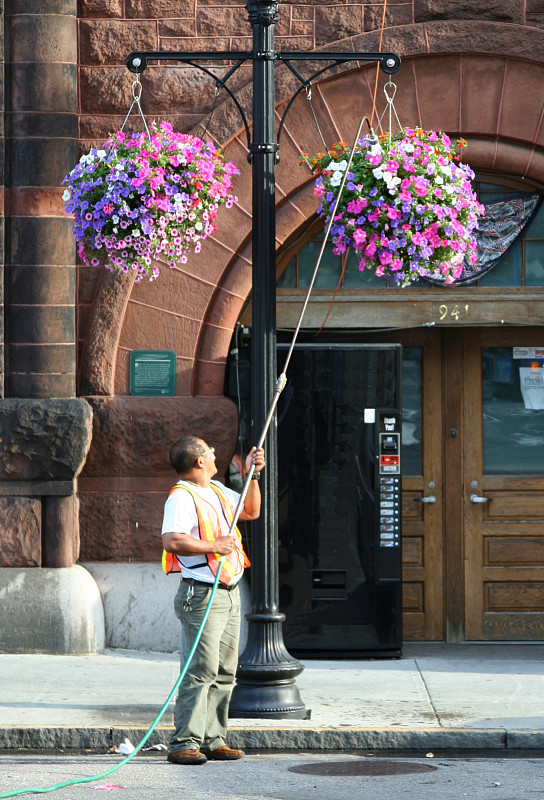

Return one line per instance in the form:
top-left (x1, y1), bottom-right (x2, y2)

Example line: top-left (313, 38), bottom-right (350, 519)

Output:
top-left (162, 482), bottom-right (250, 583)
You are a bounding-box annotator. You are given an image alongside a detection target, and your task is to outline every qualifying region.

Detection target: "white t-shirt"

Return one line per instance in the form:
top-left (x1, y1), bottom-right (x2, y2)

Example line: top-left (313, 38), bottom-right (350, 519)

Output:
top-left (161, 479), bottom-right (244, 584)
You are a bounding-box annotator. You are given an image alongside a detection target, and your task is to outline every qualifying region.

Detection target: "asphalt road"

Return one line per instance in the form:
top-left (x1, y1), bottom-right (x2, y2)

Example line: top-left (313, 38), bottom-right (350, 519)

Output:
top-left (1, 752), bottom-right (544, 800)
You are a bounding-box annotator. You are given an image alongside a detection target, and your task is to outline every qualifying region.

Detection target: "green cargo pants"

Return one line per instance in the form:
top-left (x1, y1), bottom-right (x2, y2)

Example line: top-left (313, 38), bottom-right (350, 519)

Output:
top-left (169, 580), bottom-right (241, 753)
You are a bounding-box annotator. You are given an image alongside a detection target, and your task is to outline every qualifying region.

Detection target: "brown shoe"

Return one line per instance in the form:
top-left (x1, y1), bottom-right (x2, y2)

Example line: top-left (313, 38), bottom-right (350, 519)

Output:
top-left (204, 745), bottom-right (244, 761)
top-left (167, 749), bottom-right (207, 765)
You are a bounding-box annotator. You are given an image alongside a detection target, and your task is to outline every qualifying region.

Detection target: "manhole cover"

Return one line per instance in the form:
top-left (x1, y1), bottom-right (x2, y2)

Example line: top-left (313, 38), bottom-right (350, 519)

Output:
top-left (288, 761), bottom-right (438, 777)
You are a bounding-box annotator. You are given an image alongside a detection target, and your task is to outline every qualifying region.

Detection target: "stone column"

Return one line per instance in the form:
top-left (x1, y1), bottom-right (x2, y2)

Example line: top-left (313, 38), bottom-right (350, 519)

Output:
top-left (1, 2), bottom-right (90, 571)
top-left (5, 0), bottom-right (77, 399)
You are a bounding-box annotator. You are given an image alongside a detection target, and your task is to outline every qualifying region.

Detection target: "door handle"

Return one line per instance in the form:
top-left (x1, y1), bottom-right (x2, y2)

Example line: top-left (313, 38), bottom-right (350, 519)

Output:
top-left (414, 495), bottom-right (436, 504)
top-left (470, 494), bottom-right (491, 504)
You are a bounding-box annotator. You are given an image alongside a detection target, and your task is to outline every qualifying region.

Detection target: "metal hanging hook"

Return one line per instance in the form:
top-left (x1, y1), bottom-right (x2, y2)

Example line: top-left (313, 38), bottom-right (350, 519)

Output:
top-left (375, 78), bottom-right (403, 138)
top-left (303, 81), bottom-right (328, 154)
top-left (120, 73), bottom-right (151, 138)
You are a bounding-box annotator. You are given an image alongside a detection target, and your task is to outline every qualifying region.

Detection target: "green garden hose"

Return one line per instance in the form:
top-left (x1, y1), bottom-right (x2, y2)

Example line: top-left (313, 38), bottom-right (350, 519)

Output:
top-left (0, 569), bottom-right (221, 798)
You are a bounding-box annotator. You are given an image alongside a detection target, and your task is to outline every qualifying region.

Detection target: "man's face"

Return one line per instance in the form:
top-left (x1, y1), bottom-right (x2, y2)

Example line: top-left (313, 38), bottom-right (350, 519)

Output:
top-left (198, 440), bottom-right (218, 479)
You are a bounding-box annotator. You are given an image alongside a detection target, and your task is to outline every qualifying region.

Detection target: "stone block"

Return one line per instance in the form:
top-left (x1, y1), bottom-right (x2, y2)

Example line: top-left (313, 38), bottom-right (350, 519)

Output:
top-left (0, 398), bottom-right (93, 481)
top-left (0, 566), bottom-right (105, 654)
top-left (78, 68), bottom-right (133, 117)
top-left (9, 373), bottom-right (76, 400)
top-left (365, 3), bottom-right (413, 31)
top-left (9, 137), bottom-right (77, 187)
top-left (7, 14), bottom-right (77, 63)
top-left (8, 266), bottom-right (76, 306)
top-left (79, 21), bottom-right (157, 66)
top-left (78, 490), bottom-right (164, 561)
top-left (8, 1), bottom-right (76, 12)
top-left (7, 64), bottom-right (77, 114)
top-left (8, 217), bottom-right (75, 266)
top-left (0, 497), bottom-right (41, 567)
top-left (78, 0), bottom-right (124, 17)
top-left (9, 344), bottom-right (75, 374)
top-left (83, 563), bottom-right (250, 653)
top-left (81, 396), bottom-right (238, 478)
top-left (118, 302), bottom-right (200, 358)
top-left (315, 5), bottom-right (362, 46)
top-left (276, 35), bottom-right (314, 50)
top-left (414, 0), bottom-right (523, 23)
top-left (159, 19), bottom-right (197, 36)
top-left (197, 6), bottom-right (254, 36)
top-left (291, 20), bottom-right (314, 36)
top-left (7, 111), bottom-right (77, 139)
top-left (9, 305), bottom-right (74, 344)
top-left (125, 0), bottom-right (195, 17)
top-left (292, 5), bottom-right (314, 21)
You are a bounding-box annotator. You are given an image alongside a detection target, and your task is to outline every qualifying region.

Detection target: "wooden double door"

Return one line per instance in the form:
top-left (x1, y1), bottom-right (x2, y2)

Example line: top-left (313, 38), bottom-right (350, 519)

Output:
top-left (366, 326), bottom-right (544, 642)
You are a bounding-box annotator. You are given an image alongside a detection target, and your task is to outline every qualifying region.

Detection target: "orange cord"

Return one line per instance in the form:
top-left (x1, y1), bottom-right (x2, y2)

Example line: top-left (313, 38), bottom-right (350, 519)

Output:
top-left (309, 248), bottom-right (350, 338)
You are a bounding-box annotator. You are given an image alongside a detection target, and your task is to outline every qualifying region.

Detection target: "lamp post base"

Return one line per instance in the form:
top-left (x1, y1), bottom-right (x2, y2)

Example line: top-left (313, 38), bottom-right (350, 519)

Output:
top-left (229, 679), bottom-right (306, 719)
top-left (229, 613), bottom-right (306, 719)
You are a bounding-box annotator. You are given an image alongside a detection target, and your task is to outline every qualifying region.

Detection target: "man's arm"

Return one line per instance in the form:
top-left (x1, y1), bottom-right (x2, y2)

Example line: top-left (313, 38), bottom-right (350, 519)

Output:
top-left (162, 532), bottom-right (237, 556)
top-left (238, 446), bottom-right (265, 520)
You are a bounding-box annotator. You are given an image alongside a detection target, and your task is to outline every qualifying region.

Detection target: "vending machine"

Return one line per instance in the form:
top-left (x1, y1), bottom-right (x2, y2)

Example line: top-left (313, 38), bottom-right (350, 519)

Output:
top-left (276, 343), bottom-right (403, 658)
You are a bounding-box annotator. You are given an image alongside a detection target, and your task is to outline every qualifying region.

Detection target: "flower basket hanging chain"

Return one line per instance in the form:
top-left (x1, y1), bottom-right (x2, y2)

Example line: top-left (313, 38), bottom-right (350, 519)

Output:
top-left (302, 80), bottom-right (485, 286)
top-left (63, 76), bottom-right (239, 282)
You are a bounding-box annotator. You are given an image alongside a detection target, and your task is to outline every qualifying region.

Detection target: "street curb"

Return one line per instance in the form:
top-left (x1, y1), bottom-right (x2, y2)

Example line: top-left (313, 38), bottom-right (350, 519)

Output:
top-left (1, 726), bottom-right (543, 751)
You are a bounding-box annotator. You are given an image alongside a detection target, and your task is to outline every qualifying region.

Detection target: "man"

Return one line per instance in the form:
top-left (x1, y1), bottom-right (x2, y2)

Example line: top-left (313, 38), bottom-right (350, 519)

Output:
top-left (161, 435), bottom-right (265, 765)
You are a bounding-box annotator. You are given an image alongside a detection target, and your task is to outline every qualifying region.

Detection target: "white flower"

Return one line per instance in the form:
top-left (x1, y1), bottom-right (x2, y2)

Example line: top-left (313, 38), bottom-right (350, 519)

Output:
top-left (330, 171), bottom-right (343, 187)
top-left (330, 159), bottom-right (348, 172)
top-left (62, 189), bottom-right (71, 202)
top-left (403, 143), bottom-right (414, 153)
top-left (132, 229), bottom-right (140, 237)
top-left (96, 149), bottom-right (107, 159)
top-left (435, 175), bottom-right (444, 185)
top-left (383, 171), bottom-right (401, 193)
top-left (112, 215), bottom-right (119, 224)
top-left (440, 164), bottom-right (452, 177)
top-left (372, 167), bottom-right (384, 180)
top-left (195, 221), bottom-right (203, 231)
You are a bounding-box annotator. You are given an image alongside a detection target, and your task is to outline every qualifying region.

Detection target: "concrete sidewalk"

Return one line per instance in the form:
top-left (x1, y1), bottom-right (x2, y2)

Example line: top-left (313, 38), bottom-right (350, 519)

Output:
top-left (1, 643), bottom-right (543, 752)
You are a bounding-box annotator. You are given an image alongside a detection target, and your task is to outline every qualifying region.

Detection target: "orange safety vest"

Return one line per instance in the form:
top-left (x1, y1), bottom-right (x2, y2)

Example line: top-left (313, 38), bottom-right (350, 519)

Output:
top-left (162, 481), bottom-right (250, 585)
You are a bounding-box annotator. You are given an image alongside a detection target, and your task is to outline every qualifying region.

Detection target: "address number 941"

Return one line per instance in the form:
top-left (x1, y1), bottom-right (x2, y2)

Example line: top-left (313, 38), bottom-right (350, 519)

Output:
top-left (437, 303), bottom-right (469, 322)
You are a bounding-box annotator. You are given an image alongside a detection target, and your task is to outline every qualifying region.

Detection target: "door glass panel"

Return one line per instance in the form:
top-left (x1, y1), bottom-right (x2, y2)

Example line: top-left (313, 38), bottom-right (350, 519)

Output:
top-left (402, 348), bottom-right (422, 475)
top-left (483, 347), bottom-right (544, 474)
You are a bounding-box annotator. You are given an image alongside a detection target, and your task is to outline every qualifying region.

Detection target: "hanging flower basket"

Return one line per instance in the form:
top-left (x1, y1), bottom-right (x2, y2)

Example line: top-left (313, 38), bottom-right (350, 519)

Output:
top-left (303, 128), bottom-right (485, 285)
top-left (63, 121), bottom-right (239, 282)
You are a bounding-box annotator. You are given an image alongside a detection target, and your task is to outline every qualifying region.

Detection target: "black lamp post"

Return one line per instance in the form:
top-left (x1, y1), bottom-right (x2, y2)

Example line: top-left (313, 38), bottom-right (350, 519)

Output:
top-left (127, 0), bottom-right (400, 718)
top-left (229, 1), bottom-right (305, 718)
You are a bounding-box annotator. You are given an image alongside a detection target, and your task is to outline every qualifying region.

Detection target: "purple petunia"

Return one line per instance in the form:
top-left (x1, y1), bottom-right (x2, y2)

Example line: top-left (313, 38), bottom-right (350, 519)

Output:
top-left (63, 121), bottom-right (239, 282)
top-left (305, 128), bottom-right (484, 285)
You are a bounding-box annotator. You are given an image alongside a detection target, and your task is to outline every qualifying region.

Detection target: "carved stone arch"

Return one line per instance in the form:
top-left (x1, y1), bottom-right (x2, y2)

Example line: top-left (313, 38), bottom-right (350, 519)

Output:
top-left (79, 26), bottom-right (544, 398)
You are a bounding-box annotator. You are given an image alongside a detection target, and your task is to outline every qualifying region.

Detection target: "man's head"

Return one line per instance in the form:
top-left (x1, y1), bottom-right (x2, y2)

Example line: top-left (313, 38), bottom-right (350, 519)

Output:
top-left (169, 435), bottom-right (217, 480)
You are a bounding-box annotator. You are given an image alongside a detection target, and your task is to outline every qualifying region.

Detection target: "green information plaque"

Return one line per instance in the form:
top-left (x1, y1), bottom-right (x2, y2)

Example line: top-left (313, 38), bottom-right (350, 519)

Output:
top-left (129, 350), bottom-right (176, 396)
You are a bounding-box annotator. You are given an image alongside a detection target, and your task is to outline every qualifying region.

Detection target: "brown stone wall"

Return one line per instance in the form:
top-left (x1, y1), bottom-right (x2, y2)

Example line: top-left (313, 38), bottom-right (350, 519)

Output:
top-left (74, 1), bottom-right (544, 562)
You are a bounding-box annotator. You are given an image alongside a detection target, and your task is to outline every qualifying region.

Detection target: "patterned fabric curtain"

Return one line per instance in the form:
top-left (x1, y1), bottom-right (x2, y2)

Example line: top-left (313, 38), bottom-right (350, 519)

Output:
top-left (425, 191), bottom-right (543, 285)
